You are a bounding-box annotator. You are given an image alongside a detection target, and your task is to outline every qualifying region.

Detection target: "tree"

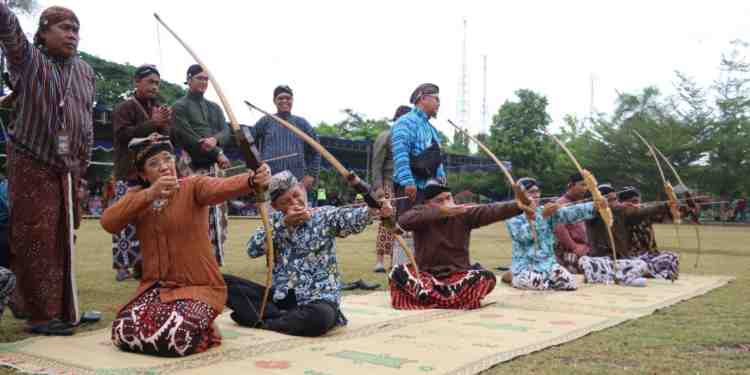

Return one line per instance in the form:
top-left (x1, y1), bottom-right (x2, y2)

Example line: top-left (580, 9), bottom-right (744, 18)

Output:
top-left (8, 0), bottom-right (37, 13)
top-left (447, 130), bottom-right (470, 155)
top-left (79, 52), bottom-right (186, 108)
top-left (707, 39), bottom-right (750, 195)
top-left (314, 109), bottom-right (389, 141)
top-left (487, 89), bottom-right (558, 188)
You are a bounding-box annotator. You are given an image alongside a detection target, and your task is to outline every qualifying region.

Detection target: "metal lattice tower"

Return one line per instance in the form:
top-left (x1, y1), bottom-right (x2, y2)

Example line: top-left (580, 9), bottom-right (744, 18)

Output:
top-left (456, 18), bottom-right (470, 132)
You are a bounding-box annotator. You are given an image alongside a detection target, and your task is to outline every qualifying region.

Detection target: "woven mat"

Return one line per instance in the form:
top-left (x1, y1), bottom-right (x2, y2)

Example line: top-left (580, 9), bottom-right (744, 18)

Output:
top-left (0, 274), bottom-right (732, 375)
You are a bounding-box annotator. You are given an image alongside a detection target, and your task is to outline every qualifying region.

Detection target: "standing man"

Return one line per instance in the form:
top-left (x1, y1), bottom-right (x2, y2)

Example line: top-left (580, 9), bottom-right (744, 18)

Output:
top-left (111, 64), bottom-right (171, 281)
top-left (391, 83), bottom-right (446, 214)
top-left (371, 105), bottom-right (411, 272)
top-left (252, 85), bottom-right (321, 206)
top-left (1, 5), bottom-right (95, 334)
top-left (172, 64), bottom-right (232, 266)
top-left (553, 172), bottom-right (591, 274)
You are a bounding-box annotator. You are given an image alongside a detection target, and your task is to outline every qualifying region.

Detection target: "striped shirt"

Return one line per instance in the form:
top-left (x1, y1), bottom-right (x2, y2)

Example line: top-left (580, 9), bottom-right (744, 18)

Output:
top-left (251, 112), bottom-right (320, 181)
top-left (391, 107), bottom-right (445, 189)
top-left (0, 5), bottom-right (95, 173)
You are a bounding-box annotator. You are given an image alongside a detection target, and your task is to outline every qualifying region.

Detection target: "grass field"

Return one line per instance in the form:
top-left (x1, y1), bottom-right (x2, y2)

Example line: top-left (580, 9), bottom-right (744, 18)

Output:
top-left (1, 219), bottom-right (749, 374)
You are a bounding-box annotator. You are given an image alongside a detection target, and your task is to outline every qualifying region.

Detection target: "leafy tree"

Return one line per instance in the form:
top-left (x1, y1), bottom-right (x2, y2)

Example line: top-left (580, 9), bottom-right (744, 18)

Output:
top-left (79, 52), bottom-right (186, 108)
top-left (487, 89), bottom-right (558, 189)
top-left (707, 39), bottom-right (750, 195)
top-left (8, 0), bottom-right (37, 13)
top-left (315, 109), bottom-right (389, 141)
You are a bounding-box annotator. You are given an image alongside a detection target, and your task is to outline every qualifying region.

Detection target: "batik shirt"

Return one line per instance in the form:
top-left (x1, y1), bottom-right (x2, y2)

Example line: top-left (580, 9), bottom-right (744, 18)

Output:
top-left (391, 107), bottom-right (446, 189)
top-left (507, 202), bottom-right (595, 276)
top-left (247, 206), bottom-right (373, 326)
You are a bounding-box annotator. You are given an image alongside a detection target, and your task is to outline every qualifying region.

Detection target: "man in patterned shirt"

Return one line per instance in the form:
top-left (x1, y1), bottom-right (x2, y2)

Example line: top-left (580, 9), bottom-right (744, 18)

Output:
top-left (225, 171), bottom-right (393, 337)
top-left (1, 5), bottom-right (95, 334)
top-left (507, 177), bottom-right (603, 291)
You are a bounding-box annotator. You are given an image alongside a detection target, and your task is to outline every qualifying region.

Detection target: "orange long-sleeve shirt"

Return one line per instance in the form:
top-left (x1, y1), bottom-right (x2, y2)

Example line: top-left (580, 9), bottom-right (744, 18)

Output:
top-left (101, 174), bottom-right (253, 312)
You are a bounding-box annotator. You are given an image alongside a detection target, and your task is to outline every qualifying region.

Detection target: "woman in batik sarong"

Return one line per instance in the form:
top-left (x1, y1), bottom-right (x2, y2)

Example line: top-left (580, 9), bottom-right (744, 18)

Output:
top-left (388, 179), bottom-right (522, 309)
top-left (101, 135), bottom-right (270, 357)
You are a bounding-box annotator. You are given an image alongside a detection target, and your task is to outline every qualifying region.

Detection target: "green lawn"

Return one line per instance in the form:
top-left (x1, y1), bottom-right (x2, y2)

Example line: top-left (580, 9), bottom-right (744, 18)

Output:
top-left (1, 219), bottom-right (748, 374)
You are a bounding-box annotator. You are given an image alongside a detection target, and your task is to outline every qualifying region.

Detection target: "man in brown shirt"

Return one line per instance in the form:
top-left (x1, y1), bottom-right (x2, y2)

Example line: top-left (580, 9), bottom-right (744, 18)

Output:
top-left (389, 179), bottom-right (522, 310)
top-left (101, 135), bottom-right (270, 357)
top-left (110, 64), bottom-right (171, 281)
top-left (580, 185), bottom-right (680, 286)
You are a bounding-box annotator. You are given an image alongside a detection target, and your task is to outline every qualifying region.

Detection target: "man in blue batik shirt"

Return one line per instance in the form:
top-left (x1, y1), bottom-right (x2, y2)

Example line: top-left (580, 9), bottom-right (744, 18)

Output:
top-left (391, 83), bottom-right (446, 214)
top-left (224, 171), bottom-right (393, 337)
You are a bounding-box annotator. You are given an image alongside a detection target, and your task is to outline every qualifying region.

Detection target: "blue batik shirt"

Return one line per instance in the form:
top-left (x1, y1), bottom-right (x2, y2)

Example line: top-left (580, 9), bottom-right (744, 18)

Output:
top-left (247, 206), bottom-right (373, 326)
top-left (391, 107), bottom-right (446, 189)
top-left (506, 202), bottom-right (595, 276)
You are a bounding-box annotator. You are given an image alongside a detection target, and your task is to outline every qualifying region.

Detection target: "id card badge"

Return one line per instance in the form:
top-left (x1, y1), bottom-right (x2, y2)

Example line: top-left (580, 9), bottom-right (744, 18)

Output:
top-left (57, 129), bottom-right (71, 156)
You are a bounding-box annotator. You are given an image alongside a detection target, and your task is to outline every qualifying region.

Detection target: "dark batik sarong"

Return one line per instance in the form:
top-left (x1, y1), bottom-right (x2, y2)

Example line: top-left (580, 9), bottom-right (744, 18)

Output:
top-left (0, 266), bottom-right (16, 319)
top-left (177, 152), bottom-right (227, 266)
top-left (388, 264), bottom-right (496, 310)
top-left (111, 180), bottom-right (141, 270)
top-left (8, 145), bottom-right (80, 323)
top-left (375, 182), bottom-right (394, 257)
top-left (629, 220), bottom-right (680, 280)
top-left (111, 287), bottom-right (219, 357)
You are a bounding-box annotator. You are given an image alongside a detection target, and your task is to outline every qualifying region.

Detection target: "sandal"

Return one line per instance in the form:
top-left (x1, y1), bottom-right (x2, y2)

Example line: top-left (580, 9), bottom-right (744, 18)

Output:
top-left (28, 319), bottom-right (75, 336)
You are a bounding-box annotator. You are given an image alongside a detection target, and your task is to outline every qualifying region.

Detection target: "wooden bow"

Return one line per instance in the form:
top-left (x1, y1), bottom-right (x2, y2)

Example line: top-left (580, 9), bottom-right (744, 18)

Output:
top-left (154, 14), bottom-right (276, 322)
top-left (446, 120), bottom-right (538, 250)
top-left (243, 100), bottom-right (423, 284)
top-left (634, 132), bottom-right (702, 268)
top-left (632, 130), bottom-right (683, 256)
top-left (547, 134), bottom-right (619, 270)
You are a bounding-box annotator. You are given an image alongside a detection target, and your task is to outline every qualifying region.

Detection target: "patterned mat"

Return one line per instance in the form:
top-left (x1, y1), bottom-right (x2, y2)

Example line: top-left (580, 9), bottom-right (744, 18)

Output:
top-left (0, 274), bottom-right (732, 375)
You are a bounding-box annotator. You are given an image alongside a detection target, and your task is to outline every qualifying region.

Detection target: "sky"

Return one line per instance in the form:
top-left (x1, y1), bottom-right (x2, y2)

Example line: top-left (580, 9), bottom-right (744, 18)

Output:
top-left (16, 0), bottom-right (750, 137)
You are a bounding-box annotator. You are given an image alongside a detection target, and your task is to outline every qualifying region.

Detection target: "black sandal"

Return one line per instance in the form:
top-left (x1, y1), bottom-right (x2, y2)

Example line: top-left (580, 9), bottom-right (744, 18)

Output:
top-left (29, 319), bottom-right (75, 336)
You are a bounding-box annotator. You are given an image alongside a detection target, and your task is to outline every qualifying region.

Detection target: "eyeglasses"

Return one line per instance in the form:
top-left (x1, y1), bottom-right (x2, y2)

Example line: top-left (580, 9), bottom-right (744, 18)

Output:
top-left (191, 76), bottom-right (209, 82)
top-left (145, 155), bottom-right (175, 169)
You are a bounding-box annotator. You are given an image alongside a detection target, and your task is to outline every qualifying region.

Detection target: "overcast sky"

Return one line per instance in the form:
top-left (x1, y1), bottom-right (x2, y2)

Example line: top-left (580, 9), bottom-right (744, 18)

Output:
top-left (16, 1), bottom-right (750, 137)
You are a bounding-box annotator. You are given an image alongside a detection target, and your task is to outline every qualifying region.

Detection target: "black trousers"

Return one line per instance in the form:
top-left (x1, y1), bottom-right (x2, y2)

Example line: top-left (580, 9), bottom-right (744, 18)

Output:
top-left (223, 274), bottom-right (338, 337)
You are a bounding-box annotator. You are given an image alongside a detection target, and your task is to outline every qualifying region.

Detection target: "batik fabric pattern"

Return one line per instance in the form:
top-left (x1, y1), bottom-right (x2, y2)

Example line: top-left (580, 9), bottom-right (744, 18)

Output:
top-left (111, 287), bottom-right (219, 357)
top-left (388, 263), bottom-right (496, 310)
top-left (579, 256), bottom-right (649, 286)
top-left (177, 151), bottom-right (228, 266)
top-left (7, 145), bottom-right (80, 323)
top-left (629, 218), bottom-right (679, 280)
top-left (247, 206), bottom-right (373, 326)
top-left (375, 182), bottom-right (394, 257)
top-left (506, 202), bottom-right (595, 285)
top-left (0, 266), bottom-right (15, 319)
top-left (111, 180), bottom-right (141, 270)
top-left (511, 263), bottom-right (577, 290)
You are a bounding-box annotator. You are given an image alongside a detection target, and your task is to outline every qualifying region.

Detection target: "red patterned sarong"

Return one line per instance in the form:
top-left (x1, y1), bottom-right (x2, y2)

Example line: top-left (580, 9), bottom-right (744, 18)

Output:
top-left (111, 287), bottom-right (220, 357)
top-left (388, 264), bottom-right (496, 310)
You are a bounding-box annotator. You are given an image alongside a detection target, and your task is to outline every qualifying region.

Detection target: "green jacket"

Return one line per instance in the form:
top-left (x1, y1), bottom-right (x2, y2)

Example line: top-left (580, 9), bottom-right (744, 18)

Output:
top-left (172, 92), bottom-right (232, 168)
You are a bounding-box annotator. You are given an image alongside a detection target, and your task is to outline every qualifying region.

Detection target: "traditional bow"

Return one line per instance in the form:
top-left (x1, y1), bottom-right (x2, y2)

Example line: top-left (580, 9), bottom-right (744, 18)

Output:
top-left (632, 130), bottom-right (683, 253)
top-left (547, 134), bottom-right (620, 271)
top-left (633, 131), bottom-right (702, 269)
top-left (243, 100), bottom-right (424, 285)
top-left (154, 14), bottom-right (277, 321)
top-left (446, 120), bottom-right (538, 249)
